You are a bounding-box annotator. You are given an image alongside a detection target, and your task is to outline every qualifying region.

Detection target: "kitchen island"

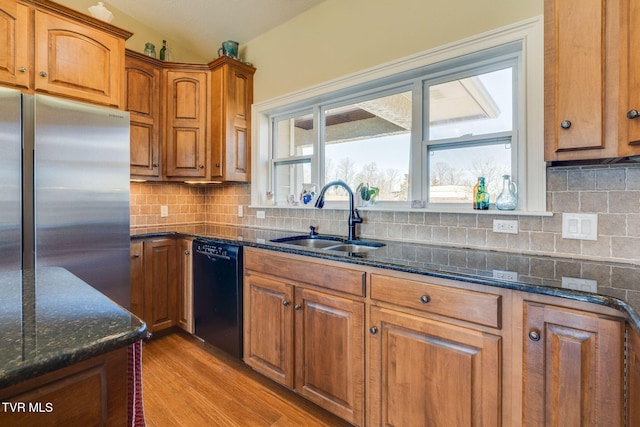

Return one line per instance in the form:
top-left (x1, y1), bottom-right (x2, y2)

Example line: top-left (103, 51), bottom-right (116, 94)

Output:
top-left (0, 267), bottom-right (147, 425)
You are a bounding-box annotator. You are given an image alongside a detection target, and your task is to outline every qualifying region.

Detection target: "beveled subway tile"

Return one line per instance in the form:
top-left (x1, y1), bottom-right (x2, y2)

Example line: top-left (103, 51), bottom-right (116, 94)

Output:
top-left (595, 168), bottom-right (626, 190)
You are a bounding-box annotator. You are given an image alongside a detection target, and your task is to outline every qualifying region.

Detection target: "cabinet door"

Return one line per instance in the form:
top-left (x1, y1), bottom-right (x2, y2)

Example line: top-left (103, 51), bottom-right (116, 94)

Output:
top-left (523, 302), bottom-right (624, 426)
top-left (125, 54), bottom-right (161, 178)
top-left (129, 241), bottom-right (144, 319)
top-left (176, 238), bottom-right (193, 333)
top-left (33, 10), bottom-right (124, 107)
top-left (620, 0), bottom-right (640, 155)
top-left (629, 325), bottom-right (640, 426)
top-left (211, 61), bottom-right (253, 182)
top-left (544, 0), bottom-right (619, 160)
top-left (143, 239), bottom-right (177, 332)
top-left (243, 272), bottom-right (294, 388)
top-left (0, 0), bottom-right (29, 88)
top-left (368, 306), bottom-right (501, 427)
top-left (295, 288), bottom-right (364, 426)
top-left (164, 70), bottom-right (208, 179)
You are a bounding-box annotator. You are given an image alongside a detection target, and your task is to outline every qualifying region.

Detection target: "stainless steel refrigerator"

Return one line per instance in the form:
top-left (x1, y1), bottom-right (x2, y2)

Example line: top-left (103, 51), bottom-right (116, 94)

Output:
top-left (0, 87), bottom-right (131, 308)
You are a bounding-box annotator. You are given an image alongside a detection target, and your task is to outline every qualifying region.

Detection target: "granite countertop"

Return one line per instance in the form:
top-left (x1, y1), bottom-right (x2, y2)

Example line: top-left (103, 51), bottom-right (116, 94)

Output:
top-left (0, 267), bottom-right (147, 389)
top-left (133, 225), bottom-right (640, 331)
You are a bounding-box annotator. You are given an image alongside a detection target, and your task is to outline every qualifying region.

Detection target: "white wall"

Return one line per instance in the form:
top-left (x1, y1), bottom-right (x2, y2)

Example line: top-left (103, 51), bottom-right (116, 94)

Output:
top-left (243, 0), bottom-right (543, 103)
top-left (53, 0), bottom-right (207, 62)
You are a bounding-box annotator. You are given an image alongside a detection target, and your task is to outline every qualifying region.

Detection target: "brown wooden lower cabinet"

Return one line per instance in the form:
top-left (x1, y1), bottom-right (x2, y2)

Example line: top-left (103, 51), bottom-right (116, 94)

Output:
top-left (368, 306), bottom-right (501, 426)
top-left (130, 237), bottom-right (193, 334)
top-left (522, 301), bottom-right (624, 426)
top-left (0, 348), bottom-right (127, 427)
top-left (243, 249), bottom-right (365, 426)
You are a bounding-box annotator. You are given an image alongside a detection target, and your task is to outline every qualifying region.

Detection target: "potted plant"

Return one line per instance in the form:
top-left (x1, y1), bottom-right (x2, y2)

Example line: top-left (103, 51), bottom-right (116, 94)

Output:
top-left (356, 183), bottom-right (379, 206)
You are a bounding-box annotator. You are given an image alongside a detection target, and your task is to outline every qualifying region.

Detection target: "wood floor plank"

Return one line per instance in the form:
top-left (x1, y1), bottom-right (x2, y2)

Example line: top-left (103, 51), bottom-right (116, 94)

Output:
top-left (141, 331), bottom-right (352, 427)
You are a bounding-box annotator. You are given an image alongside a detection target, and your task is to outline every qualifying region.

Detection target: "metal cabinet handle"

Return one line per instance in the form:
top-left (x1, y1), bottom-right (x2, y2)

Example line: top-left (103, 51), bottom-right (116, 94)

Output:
top-left (628, 109), bottom-right (640, 120)
top-left (39, 71), bottom-right (47, 77)
top-left (370, 326), bottom-right (378, 335)
top-left (184, 250), bottom-right (190, 256)
top-left (153, 163), bottom-right (159, 167)
top-left (294, 304), bottom-right (301, 311)
top-left (133, 253), bottom-right (140, 258)
top-left (560, 120), bottom-right (571, 129)
top-left (215, 163), bottom-right (220, 168)
top-left (18, 67), bottom-right (26, 73)
top-left (198, 164), bottom-right (204, 169)
top-left (420, 295), bottom-right (430, 304)
top-left (528, 330), bottom-right (541, 342)
top-left (282, 300), bottom-right (290, 307)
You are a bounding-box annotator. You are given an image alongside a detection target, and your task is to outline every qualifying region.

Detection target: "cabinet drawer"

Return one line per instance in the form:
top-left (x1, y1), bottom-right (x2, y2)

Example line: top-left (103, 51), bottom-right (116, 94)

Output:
top-left (370, 274), bottom-right (501, 328)
top-left (245, 251), bottom-right (365, 297)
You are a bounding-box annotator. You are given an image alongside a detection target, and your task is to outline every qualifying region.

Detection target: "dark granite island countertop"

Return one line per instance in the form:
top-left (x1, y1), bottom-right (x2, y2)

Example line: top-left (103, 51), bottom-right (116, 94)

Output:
top-left (0, 267), bottom-right (147, 389)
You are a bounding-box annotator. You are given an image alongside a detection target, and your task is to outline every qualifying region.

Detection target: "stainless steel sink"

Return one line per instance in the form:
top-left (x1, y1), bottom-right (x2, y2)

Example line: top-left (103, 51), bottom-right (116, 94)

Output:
top-left (323, 243), bottom-right (380, 253)
top-left (270, 235), bottom-right (384, 253)
top-left (269, 235), bottom-right (344, 248)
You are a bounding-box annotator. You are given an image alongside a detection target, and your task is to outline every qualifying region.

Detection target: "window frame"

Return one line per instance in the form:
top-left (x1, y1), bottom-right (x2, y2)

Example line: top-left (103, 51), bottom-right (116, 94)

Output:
top-left (252, 16), bottom-right (546, 214)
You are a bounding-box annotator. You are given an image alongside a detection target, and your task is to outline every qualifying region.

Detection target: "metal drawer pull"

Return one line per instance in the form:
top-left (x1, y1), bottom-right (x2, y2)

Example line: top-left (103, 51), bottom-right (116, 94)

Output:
top-left (294, 304), bottom-right (301, 311)
top-left (18, 67), bottom-right (26, 73)
top-left (528, 330), bottom-right (541, 341)
top-left (560, 120), bottom-right (571, 129)
top-left (628, 109), bottom-right (640, 119)
top-left (420, 295), bottom-right (430, 304)
top-left (39, 71), bottom-right (47, 77)
top-left (370, 326), bottom-right (378, 335)
top-left (282, 300), bottom-right (290, 307)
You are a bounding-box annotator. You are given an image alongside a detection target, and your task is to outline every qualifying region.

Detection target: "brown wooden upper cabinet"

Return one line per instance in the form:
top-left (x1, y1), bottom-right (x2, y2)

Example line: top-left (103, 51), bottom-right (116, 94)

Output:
top-left (210, 57), bottom-right (254, 182)
top-left (545, 0), bottom-right (640, 161)
top-left (0, 0), bottom-right (130, 108)
top-left (125, 51), bottom-right (162, 179)
top-left (125, 52), bottom-right (255, 182)
top-left (163, 67), bottom-right (209, 180)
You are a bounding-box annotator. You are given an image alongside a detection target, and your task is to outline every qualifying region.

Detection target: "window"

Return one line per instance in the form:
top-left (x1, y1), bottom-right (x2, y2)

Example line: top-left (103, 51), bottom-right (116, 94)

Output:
top-left (255, 17), bottom-right (545, 213)
top-left (424, 62), bottom-right (516, 206)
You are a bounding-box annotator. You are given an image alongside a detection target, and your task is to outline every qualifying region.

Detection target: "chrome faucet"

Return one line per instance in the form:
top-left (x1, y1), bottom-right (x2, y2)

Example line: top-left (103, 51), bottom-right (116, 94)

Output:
top-left (314, 180), bottom-right (363, 241)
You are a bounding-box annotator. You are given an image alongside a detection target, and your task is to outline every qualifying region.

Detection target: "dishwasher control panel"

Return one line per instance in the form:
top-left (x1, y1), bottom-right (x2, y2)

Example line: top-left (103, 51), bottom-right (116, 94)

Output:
top-left (195, 242), bottom-right (228, 257)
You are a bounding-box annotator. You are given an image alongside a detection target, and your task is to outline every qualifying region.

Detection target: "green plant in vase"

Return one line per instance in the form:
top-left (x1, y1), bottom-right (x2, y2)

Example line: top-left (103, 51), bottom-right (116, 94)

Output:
top-left (356, 183), bottom-right (379, 206)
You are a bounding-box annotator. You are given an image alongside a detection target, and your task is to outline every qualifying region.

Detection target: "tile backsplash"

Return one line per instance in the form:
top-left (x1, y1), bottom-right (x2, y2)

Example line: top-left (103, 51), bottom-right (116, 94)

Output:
top-left (131, 163), bottom-right (640, 263)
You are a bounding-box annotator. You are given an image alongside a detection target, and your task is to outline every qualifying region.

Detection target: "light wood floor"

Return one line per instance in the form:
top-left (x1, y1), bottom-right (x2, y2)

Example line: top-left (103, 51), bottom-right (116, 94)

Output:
top-left (141, 330), bottom-right (352, 426)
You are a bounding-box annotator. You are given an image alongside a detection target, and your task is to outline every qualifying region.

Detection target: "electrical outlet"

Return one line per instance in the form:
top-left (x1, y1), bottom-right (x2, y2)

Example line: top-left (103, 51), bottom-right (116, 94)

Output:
top-left (493, 219), bottom-right (518, 234)
top-left (562, 213), bottom-right (597, 240)
top-left (238, 205), bottom-right (244, 217)
top-left (160, 205), bottom-right (168, 217)
top-left (493, 269), bottom-right (518, 281)
top-left (256, 211), bottom-right (266, 219)
top-left (561, 276), bottom-right (598, 293)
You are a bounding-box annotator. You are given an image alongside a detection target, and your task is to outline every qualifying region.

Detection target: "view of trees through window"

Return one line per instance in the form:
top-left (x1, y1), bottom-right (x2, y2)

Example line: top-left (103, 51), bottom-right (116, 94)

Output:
top-left (322, 92), bottom-right (412, 202)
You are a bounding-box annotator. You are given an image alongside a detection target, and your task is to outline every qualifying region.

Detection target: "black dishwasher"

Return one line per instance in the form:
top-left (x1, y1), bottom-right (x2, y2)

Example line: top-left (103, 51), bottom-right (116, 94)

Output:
top-left (192, 238), bottom-right (243, 358)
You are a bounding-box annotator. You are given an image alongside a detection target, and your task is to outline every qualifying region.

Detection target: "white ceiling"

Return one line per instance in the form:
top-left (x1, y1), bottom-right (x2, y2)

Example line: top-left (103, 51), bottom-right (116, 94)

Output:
top-left (104, 0), bottom-right (325, 59)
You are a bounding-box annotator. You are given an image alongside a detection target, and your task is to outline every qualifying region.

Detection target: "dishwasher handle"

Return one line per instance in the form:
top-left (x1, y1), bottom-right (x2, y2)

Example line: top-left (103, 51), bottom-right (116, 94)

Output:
top-left (194, 249), bottom-right (232, 260)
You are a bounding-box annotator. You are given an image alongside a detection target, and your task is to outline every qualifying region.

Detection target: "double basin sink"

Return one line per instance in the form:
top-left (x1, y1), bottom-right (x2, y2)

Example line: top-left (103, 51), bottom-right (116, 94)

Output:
top-left (270, 235), bottom-right (384, 254)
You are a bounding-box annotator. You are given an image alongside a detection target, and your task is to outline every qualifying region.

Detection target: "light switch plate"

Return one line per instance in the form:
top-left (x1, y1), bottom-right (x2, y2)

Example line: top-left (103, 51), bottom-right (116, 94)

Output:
top-left (160, 205), bottom-right (168, 217)
top-left (256, 211), bottom-right (266, 219)
top-left (562, 213), bottom-right (597, 240)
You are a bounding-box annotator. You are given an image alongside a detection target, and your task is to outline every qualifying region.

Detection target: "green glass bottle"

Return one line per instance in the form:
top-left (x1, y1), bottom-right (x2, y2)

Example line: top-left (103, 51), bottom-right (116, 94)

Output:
top-left (159, 40), bottom-right (167, 61)
top-left (474, 177), bottom-right (490, 210)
